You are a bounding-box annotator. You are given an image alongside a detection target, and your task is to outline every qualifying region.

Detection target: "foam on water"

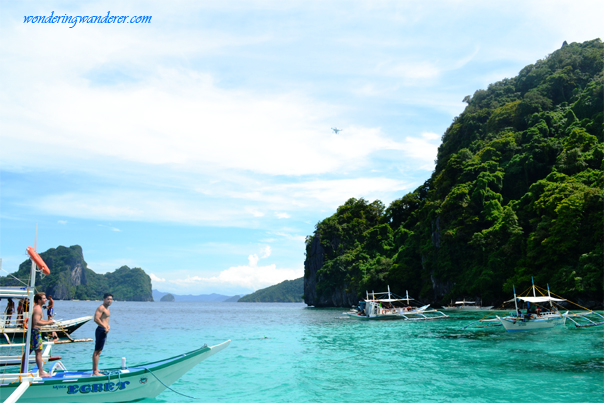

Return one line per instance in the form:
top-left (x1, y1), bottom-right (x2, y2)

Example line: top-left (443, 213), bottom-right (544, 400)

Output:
top-left (33, 301), bottom-right (604, 402)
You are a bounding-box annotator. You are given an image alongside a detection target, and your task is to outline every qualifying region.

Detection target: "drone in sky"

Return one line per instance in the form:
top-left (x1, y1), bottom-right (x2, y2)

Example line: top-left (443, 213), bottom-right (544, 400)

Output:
top-left (331, 127), bottom-right (343, 134)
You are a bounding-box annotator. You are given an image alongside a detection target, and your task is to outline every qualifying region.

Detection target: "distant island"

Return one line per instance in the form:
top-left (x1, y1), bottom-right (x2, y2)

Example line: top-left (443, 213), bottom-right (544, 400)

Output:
top-left (0, 245), bottom-right (153, 301)
top-left (238, 277), bottom-right (303, 302)
top-left (160, 293), bottom-right (175, 302)
top-left (152, 289), bottom-right (241, 302)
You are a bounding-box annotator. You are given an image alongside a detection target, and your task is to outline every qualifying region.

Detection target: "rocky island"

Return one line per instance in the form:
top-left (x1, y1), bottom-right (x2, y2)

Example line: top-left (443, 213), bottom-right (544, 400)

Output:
top-left (304, 39), bottom-right (603, 309)
top-left (0, 245), bottom-right (153, 301)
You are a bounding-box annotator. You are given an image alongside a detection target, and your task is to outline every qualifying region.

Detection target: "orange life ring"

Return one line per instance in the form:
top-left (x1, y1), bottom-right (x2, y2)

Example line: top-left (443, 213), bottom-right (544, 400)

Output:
top-left (23, 318), bottom-right (28, 329)
top-left (26, 247), bottom-right (50, 275)
top-left (382, 309), bottom-right (386, 314)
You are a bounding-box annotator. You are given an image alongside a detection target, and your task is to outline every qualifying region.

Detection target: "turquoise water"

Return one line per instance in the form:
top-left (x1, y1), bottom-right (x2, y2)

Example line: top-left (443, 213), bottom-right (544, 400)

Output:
top-left (21, 301), bottom-right (604, 402)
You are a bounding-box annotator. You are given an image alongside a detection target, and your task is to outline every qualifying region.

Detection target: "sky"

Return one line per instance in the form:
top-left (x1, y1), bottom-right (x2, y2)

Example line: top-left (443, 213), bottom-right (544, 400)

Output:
top-left (0, 1), bottom-right (602, 297)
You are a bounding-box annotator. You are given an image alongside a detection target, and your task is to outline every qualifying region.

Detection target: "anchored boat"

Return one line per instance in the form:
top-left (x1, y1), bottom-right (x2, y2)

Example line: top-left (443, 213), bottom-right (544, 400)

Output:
top-left (344, 286), bottom-right (448, 321)
top-left (464, 278), bottom-right (604, 332)
top-left (442, 300), bottom-right (493, 311)
top-left (1, 307), bottom-right (92, 344)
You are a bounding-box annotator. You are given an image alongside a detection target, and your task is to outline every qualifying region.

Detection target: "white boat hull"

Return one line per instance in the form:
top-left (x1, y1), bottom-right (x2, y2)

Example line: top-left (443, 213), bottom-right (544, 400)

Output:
top-left (497, 315), bottom-right (566, 332)
top-left (344, 304), bottom-right (447, 321)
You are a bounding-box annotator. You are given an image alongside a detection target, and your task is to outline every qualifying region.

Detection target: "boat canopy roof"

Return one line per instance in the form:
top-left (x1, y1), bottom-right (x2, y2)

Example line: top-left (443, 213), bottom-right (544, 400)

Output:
top-left (506, 296), bottom-right (565, 303)
top-left (0, 286), bottom-right (33, 299)
top-left (455, 301), bottom-right (476, 304)
top-left (367, 298), bottom-right (412, 303)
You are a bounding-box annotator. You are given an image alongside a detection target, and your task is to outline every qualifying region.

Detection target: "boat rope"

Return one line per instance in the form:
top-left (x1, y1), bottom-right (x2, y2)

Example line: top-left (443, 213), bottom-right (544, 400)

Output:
top-left (102, 370), bottom-right (123, 392)
top-left (0, 268), bottom-right (30, 288)
top-left (534, 285), bottom-right (595, 312)
top-left (462, 311), bottom-right (497, 329)
top-left (52, 322), bottom-right (74, 342)
top-left (144, 367), bottom-right (199, 399)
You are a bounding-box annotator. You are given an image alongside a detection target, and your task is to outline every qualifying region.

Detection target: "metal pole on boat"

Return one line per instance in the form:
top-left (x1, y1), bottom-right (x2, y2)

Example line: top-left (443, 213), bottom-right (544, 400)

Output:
top-left (22, 227), bottom-right (38, 374)
top-left (406, 290), bottom-right (410, 305)
top-left (388, 285), bottom-right (391, 300)
top-left (532, 277), bottom-right (536, 297)
top-left (513, 285), bottom-right (519, 316)
top-left (547, 283), bottom-right (553, 309)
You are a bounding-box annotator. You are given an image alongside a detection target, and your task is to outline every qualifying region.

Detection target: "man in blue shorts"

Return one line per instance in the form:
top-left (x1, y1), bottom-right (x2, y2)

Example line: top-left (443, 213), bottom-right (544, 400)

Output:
top-left (92, 293), bottom-right (113, 376)
top-left (22, 293), bottom-right (55, 376)
top-left (46, 294), bottom-right (58, 341)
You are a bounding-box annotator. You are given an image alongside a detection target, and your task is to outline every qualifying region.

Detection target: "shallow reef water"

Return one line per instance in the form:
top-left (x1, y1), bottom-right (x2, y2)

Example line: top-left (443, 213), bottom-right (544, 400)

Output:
top-left (13, 301), bottom-right (603, 403)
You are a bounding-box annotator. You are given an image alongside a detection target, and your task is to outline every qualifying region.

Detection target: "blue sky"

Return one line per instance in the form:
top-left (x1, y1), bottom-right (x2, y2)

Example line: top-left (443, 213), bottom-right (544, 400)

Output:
top-left (0, 1), bottom-right (602, 296)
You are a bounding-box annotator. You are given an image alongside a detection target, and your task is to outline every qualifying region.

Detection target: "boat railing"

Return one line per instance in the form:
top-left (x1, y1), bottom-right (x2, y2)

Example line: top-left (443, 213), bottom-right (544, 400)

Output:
top-left (0, 312), bottom-right (30, 329)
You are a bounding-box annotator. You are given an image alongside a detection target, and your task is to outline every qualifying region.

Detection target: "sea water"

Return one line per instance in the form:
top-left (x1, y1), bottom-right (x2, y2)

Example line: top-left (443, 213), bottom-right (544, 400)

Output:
top-left (15, 301), bottom-right (604, 402)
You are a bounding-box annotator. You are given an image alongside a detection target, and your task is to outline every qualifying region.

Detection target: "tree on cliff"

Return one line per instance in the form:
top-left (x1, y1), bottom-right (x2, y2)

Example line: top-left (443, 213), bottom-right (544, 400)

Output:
top-left (305, 39), bottom-right (603, 308)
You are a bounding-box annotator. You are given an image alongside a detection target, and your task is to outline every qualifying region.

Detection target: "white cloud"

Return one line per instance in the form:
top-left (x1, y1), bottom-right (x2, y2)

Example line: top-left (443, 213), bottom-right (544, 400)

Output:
top-left (26, 175), bottom-right (413, 225)
top-left (248, 254), bottom-right (260, 267)
top-left (400, 132), bottom-right (441, 169)
top-left (259, 245), bottom-right (271, 258)
top-left (169, 264), bottom-right (302, 291)
top-left (57, 220), bottom-right (67, 225)
top-left (275, 212), bottom-right (291, 219)
top-left (168, 247), bottom-right (301, 291)
top-left (97, 224), bottom-right (122, 232)
top-left (246, 208), bottom-right (265, 218)
top-left (1, 57), bottom-right (428, 179)
top-left (378, 61), bottom-right (441, 81)
top-left (274, 177), bottom-right (411, 208)
top-left (150, 273), bottom-right (166, 283)
top-left (273, 232), bottom-right (307, 243)
top-left (87, 259), bottom-right (136, 274)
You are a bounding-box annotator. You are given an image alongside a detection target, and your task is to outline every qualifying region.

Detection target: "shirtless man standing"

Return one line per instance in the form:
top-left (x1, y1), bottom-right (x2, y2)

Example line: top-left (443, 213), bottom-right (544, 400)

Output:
top-left (46, 295), bottom-right (55, 319)
top-left (23, 293), bottom-right (54, 376)
top-left (92, 293), bottom-right (113, 376)
top-left (46, 295), bottom-right (58, 341)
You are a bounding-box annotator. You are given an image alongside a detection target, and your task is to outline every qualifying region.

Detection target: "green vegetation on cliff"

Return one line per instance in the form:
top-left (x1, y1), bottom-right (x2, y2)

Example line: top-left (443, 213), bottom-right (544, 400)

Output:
top-left (305, 39), bottom-right (603, 307)
top-left (0, 245), bottom-right (153, 301)
top-left (238, 278), bottom-right (303, 302)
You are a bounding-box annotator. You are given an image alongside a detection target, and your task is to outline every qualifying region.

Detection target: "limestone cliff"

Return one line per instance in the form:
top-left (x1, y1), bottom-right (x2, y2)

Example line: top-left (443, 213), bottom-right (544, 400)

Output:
top-left (304, 234), bottom-right (358, 307)
top-left (0, 245), bottom-right (153, 301)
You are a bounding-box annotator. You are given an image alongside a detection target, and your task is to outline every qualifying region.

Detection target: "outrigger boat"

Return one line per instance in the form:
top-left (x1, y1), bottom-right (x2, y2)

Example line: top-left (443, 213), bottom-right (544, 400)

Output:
top-left (1, 309), bottom-right (92, 344)
top-left (0, 341), bottom-right (230, 402)
top-left (344, 286), bottom-right (448, 321)
top-left (464, 278), bottom-right (604, 332)
top-left (0, 244), bottom-right (230, 403)
top-left (442, 300), bottom-right (493, 311)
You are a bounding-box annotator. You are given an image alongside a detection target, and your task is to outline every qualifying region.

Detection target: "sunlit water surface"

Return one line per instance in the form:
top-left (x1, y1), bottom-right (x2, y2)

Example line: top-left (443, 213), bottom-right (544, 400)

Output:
top-left (10, 301), bottom-right (604, 402)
